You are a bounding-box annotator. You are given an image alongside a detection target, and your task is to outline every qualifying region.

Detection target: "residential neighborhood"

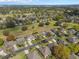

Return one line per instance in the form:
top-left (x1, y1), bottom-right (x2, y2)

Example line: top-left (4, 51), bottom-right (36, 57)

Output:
top-left (0, 5), bottom-right (79, 59)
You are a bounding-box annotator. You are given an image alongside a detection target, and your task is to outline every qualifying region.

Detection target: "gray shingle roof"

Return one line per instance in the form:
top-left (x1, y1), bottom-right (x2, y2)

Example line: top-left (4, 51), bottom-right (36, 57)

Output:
top-left (27, 51), bottom-right (42, 59)
top-left (39, 47), bottom-right (51, 58)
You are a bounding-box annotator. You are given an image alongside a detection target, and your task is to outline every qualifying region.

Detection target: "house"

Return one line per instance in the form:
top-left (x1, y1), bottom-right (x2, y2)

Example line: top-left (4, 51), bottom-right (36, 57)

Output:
top-left (49, 31), bottom-right (56, 36)
top-left (42, 32), bottom-right (52, 37)
top-left (70, 53), bottom-right (79, 59)
top-left (16, 37), bottom-right (25, 46)
top-left (60, 28), bottom-right (68, 35)
top-left (67, 28), bottom-right (77, 35)
top-left (4, 40), bottom-right (16, 48)
top-left (26, 35), bottom-right (36, 41)
top-left (48, 43), bottom-right (57, 50)
top-left (75, 31), bottom-right (79, 38)
top-left (39, 31), bottom-right (52, 38)
top-left (57, 32), bottom-right (64, 37)
top-left (41, 31), bottom-right (47, 37)
top-left (57, 40), bottom-right (68, 45)
top-left (54, 20), bottom-right (62, 26)
top-left (50, 28), bottom-right (57, 34)
top-left (41, 39), bottom-right (48, 43)
top-left (75, 52), bottom-right (79, 56)
top-left (16, 37), bottom-right (25, 41)
top-left (24, 42), bottom-right (29, 54)
top-left (27, 50), bottom-right (42, 59)
top-left (0, 48), bottom-right (7, 56)
top-left (32, 32), bottom-right (39, 38)
top-left (25, 35), bottom-right (36, 45)
top-left (51, 28), bottom-right (64, 37)
top-left (13, 44), bottom-right (18, 51)
top-left (67, 37), bottom-right (78, 43)
top-left (38, 46), bottom-right (51, 58)
top-left (74, 19), bottom-right (79, 24)
top-left (3, 40), bottom-right (16, 54)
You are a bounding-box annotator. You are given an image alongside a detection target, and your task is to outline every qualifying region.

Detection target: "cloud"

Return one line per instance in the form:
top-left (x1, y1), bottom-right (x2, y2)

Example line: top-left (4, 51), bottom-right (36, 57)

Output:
top-left (22, 0), bottom-right (32, 2)
top-left (0, 0), bottom-right (17, 2)
top-left (0, 0), bottom-right (33, 2)
top-left (17, 0), bottom-right (33, 4)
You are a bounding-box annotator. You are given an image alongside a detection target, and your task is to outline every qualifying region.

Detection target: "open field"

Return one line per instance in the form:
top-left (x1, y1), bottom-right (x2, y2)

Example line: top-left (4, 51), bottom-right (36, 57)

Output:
top-left (0, 20), bottom-right (79, 39)
top-left (0, 20), bottom-right (56, 38)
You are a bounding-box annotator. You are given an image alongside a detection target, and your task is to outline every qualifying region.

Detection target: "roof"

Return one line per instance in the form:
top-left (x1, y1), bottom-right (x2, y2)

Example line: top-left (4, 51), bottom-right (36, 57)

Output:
top-left (70, 53), bottom-right (78, 59)
top-left (0, 50), bottom-right (7, 56)
top-left (27, 35), bottom-right (36, 41)
top-left (16, 37), bottom-right (25, 44)
top-left (67, 28), bottom-right (77, 34)
top-left (67, 37), bottom-right (78, 43)
top-left (39, 46), bottom-right (51, 58)
top-left (27, 51), bottom-right (42, 59)
top-left (4, 41), bottom-right (16, 48)
top-left (76, 31), bottom-right (79, 38)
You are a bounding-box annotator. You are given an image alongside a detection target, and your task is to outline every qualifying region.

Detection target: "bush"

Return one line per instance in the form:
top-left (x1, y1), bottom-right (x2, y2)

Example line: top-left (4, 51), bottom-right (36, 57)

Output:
top-left (21, 26), bottom-right (28, 31)
top-left (6, 20), bottom-right (16, 28)
top-left (68, 43), bottom-right (79, 53)
top-left (45, 22), bottom-right (50, 25)
top-left (0, 38), bottom-right (4, 46)
top-left (6, 34), bottom-right (16, 41)
top-left (38, 22), bottom-right (44, 27)
top-left (52, 44), bottom-right (70, 59)
top-left (6, 16), bottom-right (16, 28)
top-left (3, 30), bottom-right (10, 36)
top-left (53, 15), bottom-right (64, 21)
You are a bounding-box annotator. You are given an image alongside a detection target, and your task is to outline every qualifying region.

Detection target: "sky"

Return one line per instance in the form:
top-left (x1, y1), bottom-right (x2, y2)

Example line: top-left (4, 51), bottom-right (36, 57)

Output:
top-left (0, 0), bottom-right (79, 5)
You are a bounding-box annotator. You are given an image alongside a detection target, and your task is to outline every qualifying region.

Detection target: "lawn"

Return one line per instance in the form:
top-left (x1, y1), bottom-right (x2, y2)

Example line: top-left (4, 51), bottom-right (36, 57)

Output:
top-left (1, 20), bottom-right (78, 39)
top-left (0, 20), bottom-right (56, 38)
top-left (67, 22), bottom-right (79, 31)
top-left (10, 52), bottom-right (27, 59)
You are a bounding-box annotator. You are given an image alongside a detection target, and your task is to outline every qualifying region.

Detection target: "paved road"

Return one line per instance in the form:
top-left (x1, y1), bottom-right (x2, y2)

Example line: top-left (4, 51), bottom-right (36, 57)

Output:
top-left (3, 37), bottom-right (54, 59)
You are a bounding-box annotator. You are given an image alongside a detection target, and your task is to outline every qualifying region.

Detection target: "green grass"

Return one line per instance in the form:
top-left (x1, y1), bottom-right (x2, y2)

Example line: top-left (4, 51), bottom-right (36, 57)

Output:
top-left (0, 26), bottom-right (21, 38)
top-left (32, 39), bottom-right (41, 44)
top-left (10, 52), bottom-right (27, 59)
top-left (67, 22), bottom-right (79, 30)
top-left (0, 20), bottom-right (78, 39)
top-left (40, 42), bottom-right (49, 47)
top-left (0, 20), bottom-right (56, 38)
top-left (29, 48), bottom-right (44, 59)
top-left (49, 55), bottom-right (56, 59)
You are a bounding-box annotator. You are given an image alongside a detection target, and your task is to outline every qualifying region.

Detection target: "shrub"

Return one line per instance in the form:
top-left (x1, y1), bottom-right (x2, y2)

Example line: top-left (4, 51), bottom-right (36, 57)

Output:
top-left (3, 30), bottom-right (10, 36)
top-left (38, 22), bottom-right (44, 27)
top-left (6, 20), bottom-right (16, 28)
top-left (52, 44), bottom-right (70, 59)
top-left (0, 38), bottom-right (4, 46)
top-left (45, 22), bottom-right (50, 25)
top-left (21, 26), bottom-right (28, 31)
top-left (6, 34), bottom-right (16, 41)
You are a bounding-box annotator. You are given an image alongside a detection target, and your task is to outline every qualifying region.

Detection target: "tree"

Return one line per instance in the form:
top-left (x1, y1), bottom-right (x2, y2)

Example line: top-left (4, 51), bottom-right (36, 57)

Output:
top-left (45, 21), bottom-right (50, 25)
top-left (52, 44), bottom-right (70, 59)
top-left (0, 17), bottom-right (2, 20)
top-left (38, 22), bottom-right (44, 27)
top-left (68, 43), bottom-right (79, 53)
top-left (21, 26), bottom-right (28, 31)
top-left (6, 16), bottom-right (16, 28)
top-left (0, 38), bottom-right (4, 46)
top-left (6, 20), bottom-right (16, 28)
top-left (74, 44), bottom-right (79, 53)
top-left (6, 34), bottom-right (16, 41)
top-left (3, 30), bottom-right (10, 36)
top-left (61, 22), bottom-right (68, 28)
top-left (46, 32), bottom-right (52, 37)
top-left (53, 15), bottom-right (63, 21)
